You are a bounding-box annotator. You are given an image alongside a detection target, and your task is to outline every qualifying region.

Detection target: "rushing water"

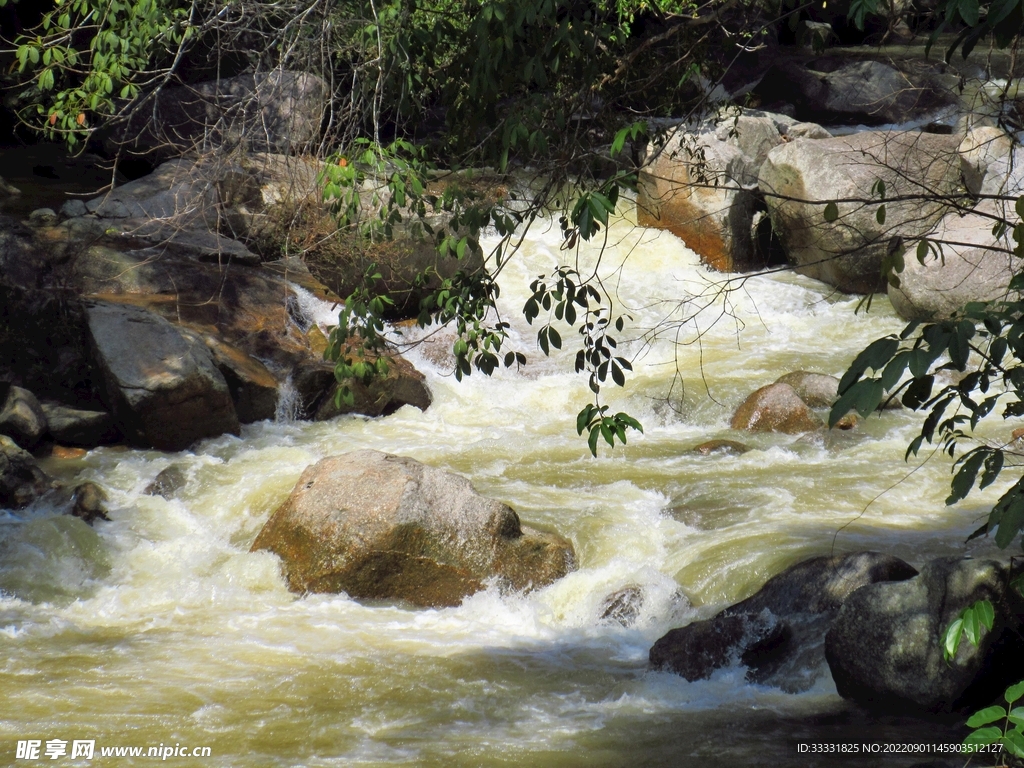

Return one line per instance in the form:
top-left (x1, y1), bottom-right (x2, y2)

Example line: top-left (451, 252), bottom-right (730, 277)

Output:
top-left (0, 205), bottom-right (1011, 766)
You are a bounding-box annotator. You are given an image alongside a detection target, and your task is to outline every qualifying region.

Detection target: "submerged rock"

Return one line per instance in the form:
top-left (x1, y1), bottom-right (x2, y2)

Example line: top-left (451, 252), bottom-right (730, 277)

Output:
top-left (650, 552), bottom-right (917, 691)
top-left (145, 465), bottom-right (189, 499)
top-left (251, 450), bottom-right (576, 608)
top-left (730, 382), bottom-right (822, 433)
top-left (826, 557), bottom-right (1024, 713)
top-left (690, 439), bottom-right (750, 456)
top-left (70, 482), bottom-right (110, 524)
top-left (0, 434), bottom-right (50, 509)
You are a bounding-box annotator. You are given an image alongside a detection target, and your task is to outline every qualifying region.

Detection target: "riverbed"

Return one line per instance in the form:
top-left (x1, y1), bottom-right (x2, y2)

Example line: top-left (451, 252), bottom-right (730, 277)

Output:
top-left (0, 205), bottom-right (1007, 766)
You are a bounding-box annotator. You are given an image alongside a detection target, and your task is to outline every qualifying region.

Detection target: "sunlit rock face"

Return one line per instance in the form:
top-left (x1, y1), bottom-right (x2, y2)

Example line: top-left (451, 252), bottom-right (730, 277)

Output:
top-left (251, 450), bottom-right (576, 607)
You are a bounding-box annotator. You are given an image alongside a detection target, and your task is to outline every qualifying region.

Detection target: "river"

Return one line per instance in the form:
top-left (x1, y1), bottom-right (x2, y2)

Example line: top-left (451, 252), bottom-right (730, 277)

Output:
top-left (0, 204), bottom-right (1007, 766)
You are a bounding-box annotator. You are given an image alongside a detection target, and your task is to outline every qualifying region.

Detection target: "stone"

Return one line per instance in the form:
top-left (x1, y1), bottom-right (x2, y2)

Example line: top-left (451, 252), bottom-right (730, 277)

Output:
top-left (774, 371), bottom-right (839, 408)
top-left (314, 350), bottom-right (432, 420)
top-left (40, 403), bottom-right (118, 447)
top-left (0, 385), bottom-right (48, 450)
top-left (826, 557), bottom-right (1024, 713)
top-left (59, 199), bottom-right (88, 220)
top-left (759, 131), bottom-right (962, 294)
top-left (888, 202), bottom-right (1020, 320)
top-left (958, 126), bottom-right (1017, 196)
top-left (103, 71), bottom-right (327, 159)
top-left (145, 465), bottom-right (189, 499)
top-left (27, 208), bottom-right (57, 227)
top-left (250, 450), bottom-right (576, 608)
top-left (600, 585), bottom-right (646, 626)
top-left (638, 128), bottom-right (759, 272)
top-left (753, 58), bottom-right (955, 126)
top-left (70, 482), bottom-right (110, 524)
top-left (690, 439), bottom-right (750, 455)
top-left (201, 336), bottom-right (279, 423)
top-left (0, 434), bottom-right (50, 509)
top-left (650, 552), bottom-right (918, 691)
top-left (730, 383), bottom-right (823, 433)
top-left (85, 300), bottom-right (240, 451)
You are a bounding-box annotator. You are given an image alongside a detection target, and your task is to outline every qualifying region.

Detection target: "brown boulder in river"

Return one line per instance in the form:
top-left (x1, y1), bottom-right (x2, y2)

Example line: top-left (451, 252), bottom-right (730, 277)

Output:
top-left (251, 450), bottom-right (576, 607)
top-left (730, 382), bottom-right (823, 433)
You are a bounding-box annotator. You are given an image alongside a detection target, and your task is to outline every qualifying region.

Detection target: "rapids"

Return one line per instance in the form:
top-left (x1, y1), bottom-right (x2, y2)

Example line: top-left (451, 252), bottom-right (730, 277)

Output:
top-left (0, 205), bottom-right (1008, 766)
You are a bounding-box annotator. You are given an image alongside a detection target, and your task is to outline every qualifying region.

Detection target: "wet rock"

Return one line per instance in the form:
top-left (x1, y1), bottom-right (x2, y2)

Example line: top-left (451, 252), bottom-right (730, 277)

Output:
top-left (70, 482), bottom-right (110, 524)
top-left (315, 351), bottom-right (432, 420)
top-left (638, 127), bottom-right (760, 272)
top-left (0, 385), bottom-right (48, 450)
top-left (730, 383), bottom-right (823, 433)
top-left (59, 199), bottom-right (88, 220)
top-left (600, 585), bottom-right (646, 626)
top-left (202, 336), bottom-right (279, 423)
top-left (102, 71), bottom-right (327, 160)
top-left (759, 131), bottom-right (962, 294)
top-left (690, 439), bottom-right (750, 455)
top-left (85, 300), bottom-right (240, 451)
top-left (40, 403), bottom-right (118, 447)
top-left (0, 434), bottom-right (50, 509)
top-left (774, 371), bottom-right (839, 409)
top-left (826, 557), bottom-right (1024, 713)
top-left (650, 552), bottom-right (918, 690)
top-left (49, 445), bottom-right (88, 460)
top-left (251, 450), bottom-right (576, 608)
top-left (145, 465), bottom-right (188, 499)
top-left (28, 208), bottom-right (57, 227)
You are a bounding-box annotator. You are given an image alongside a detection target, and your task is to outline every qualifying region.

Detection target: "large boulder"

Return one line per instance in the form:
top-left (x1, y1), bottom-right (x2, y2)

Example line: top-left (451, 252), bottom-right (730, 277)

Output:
top-left (250, 450), bottom-right (576, 607)
top-left (759, 131), bottom-right (963, 294)
top-left (103, 71), bottom-right (326, 160)
top-left (888, 203), bottom-right (1020, 320)
top-left (85, 300), bottom-right (240, 451)
top-left (774, 371), bottom-right (839, 408)
top-left (0, 384), bottom-right (48, 450)
top-left (650, 552), bottom-right (918, 691)
top-left (730, 382), bottom-right (823, 433)
top-left (753, 58), bottom-right (955, 126)
top-left (826, 557), bottom-right (1024, 713)
top-left (0, 435), bottom-right (50, 509)
top-left (638, 111), bottom-right (794, 272)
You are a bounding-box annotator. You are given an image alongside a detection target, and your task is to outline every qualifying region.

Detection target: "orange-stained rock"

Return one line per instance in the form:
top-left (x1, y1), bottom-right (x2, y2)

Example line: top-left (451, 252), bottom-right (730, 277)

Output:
top-left (251, 450), bottom-right (575, 607)
top-left (730, 383), bottom-right (823, 434)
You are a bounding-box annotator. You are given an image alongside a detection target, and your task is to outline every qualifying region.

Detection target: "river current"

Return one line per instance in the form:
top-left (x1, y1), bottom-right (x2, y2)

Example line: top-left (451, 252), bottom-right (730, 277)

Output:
top-left (0, 206), bottom-right (1009, 766)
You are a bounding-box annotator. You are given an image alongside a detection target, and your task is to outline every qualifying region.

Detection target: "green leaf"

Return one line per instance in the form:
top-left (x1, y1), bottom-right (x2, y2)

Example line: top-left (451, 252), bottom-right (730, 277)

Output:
top-left (943, 617), bottom-right (964, 661)
top-left (947, 451), bottom-right (987, 505)
top-left (876, 204), bottom-right (886, 225)
top-left (588, 425), bottom-right (600, 456)
top-left (967, 706), bottom-right (1008, 728)
top-left (823, 201), bottom-right (839, 222)
top-left (1006, 680), bottom-right (1024, 705)
top-left (1002, 728), bottom-right (1024, 758)
top-left (965, 726), bottom-right (1003, 746)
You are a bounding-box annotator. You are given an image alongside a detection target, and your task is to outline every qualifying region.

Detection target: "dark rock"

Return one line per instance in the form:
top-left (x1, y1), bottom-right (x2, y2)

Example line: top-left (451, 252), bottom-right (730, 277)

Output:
top-left (826, 557), bottom-right (1024, 713)
top-left (690, 439), bottom-right (750, 455)
top-left (85, 300), bottom-right (240, 451)
top-left (250, 450), bottom-right (576, 608)
top-left (145, 465), bottom-right (188, 499)
top-left (730, 383), bottom-right (823, 433)
top-left (0, 435), bottom-right (50, 509)
top-left (70, 482), bottom-right (110, 524)
top-left (0, 385), bottom-right (48, 450)
top-left (102, 71), bottom-right (327, 160)
top-left (651, 552), bottom-right (918, 691)
top-left (40, 403), bottom-right (118, 447)
top-left (315, 350), bottom-right (432, 420)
